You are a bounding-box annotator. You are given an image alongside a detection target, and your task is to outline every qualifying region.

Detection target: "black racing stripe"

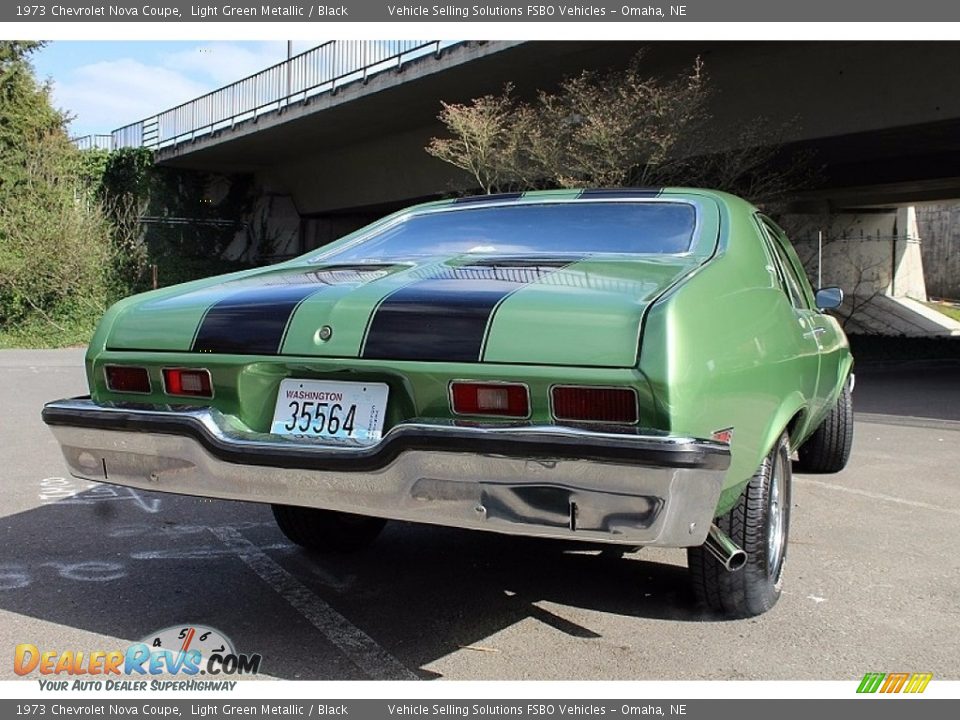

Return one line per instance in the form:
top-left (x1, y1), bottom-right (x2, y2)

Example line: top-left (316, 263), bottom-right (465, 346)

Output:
top-left (362, 278), bottom-right (510, 362)
top-left (453, 192), bottom-right (523, 204)
top-left (192, 285), bottom-right (322, 355)
top-left (578, 188), bottom-right (662, 199)
top-left (361, 259), bottom-right (581, 362)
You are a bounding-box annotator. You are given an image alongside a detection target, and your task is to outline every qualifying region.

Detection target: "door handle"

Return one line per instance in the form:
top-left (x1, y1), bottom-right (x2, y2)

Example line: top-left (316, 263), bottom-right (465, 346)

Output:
top-left (803, 327), bottom-right (827, 339)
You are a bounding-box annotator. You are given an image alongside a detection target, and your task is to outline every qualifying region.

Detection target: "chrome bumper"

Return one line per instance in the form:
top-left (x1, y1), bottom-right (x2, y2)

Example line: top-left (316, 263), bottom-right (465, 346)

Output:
top-left (42, 398), bottom-right (730, 547)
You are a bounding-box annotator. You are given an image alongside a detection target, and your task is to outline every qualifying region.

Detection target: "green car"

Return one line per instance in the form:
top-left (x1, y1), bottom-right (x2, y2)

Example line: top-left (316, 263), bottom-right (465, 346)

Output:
top-left (43, 188), bottom-right (853, 618)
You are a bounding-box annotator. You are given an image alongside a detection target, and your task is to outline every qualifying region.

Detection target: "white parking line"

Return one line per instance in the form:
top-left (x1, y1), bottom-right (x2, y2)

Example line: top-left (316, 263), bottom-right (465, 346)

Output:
top-left (209, 526), bottom-right (417, 681)
top-left (131, 543), bottom-right (293, 560)
top-left (795, 477), bottom-right (960, 517)
top-left (132, 539), bottom-right (353, 591)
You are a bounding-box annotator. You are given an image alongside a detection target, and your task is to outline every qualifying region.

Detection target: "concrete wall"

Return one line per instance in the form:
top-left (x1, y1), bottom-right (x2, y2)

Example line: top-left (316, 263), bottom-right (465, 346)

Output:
top-left (915, 203), bottom-right (960, 300)
top-left (781, 207), bottom-right (960, 335)
top-left (787, 207), bottom-right (927, 300)
top-left (264, 125), bottom-right (462, 216)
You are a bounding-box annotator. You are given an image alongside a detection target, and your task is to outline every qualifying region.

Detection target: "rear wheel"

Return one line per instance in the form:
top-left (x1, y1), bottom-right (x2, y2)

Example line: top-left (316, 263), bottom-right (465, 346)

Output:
top-left (687, 432), bottom-right (792, 618)
top-left (271, 505), bottom-right (386, 552)
top-left (796, 380), bottom-right (854, 473)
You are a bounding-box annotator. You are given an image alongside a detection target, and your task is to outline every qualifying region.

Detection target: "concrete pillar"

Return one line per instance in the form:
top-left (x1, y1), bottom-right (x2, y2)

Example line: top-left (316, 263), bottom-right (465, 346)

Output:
top-left (891, 207), bottom-right (927, 300)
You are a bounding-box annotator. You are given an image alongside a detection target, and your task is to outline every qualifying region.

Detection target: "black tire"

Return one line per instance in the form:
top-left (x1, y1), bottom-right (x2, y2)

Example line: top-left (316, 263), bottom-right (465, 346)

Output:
top-left (271, 505), bottom-right (386, 552)
top-left (796, 380), bottom-right (853, 474)
top-left (687, 432), bottom-right (792, 618)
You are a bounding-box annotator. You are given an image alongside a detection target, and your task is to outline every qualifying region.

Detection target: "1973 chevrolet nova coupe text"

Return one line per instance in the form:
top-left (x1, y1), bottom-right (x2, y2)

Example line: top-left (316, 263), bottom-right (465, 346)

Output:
top-left (43, 188), bottom-right (853, 618)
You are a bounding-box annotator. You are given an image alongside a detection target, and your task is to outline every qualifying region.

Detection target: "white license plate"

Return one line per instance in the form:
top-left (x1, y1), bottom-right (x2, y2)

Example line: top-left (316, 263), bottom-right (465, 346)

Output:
top-left (271, 379), bottom-right (389, 443)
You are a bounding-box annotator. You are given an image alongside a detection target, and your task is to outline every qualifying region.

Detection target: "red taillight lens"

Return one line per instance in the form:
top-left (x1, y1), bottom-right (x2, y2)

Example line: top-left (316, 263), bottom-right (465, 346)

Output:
top-left (104, 365), bottom-right (151, 394)
top-left (162, 368), bottom-right (213, 398)
top-left (552, 386), bottom-right (638, 424)
top-left (450, 382), bottom-right (529, 417)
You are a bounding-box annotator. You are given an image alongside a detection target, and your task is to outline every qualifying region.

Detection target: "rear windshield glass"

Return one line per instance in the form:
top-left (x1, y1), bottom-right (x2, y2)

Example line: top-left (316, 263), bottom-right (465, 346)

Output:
top-left (313, 202), bottom-right (697, 263)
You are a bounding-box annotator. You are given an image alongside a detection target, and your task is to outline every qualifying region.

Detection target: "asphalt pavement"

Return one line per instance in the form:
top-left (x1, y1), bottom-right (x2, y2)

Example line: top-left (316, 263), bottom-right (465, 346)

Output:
top-left (1, 349), bottom-right (958, 681)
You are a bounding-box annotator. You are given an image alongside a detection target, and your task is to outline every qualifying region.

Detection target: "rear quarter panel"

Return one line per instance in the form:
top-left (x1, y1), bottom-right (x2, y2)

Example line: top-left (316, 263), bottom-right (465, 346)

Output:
top-left (639, 193), bottom-right (815, 515)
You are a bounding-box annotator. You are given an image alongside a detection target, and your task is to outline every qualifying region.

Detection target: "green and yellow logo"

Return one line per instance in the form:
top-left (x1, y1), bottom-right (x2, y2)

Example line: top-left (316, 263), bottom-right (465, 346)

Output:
top-left (857, 672), bottom-right (933, 694)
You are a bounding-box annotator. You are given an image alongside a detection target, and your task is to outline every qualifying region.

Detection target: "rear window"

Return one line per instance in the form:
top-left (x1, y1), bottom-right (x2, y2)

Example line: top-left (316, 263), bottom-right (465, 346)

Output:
top-left (314, 202), bottom-right (697, 263)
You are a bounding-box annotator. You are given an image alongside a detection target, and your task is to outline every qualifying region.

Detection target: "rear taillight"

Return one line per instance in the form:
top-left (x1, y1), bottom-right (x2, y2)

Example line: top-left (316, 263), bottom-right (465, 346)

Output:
top-left (551, 386), bottom-right (638, 424)
top-left (450, 382), bottom-right (529, 418)
top-left (162, 368), bottom-right (213, 398)
top-left (104, 365), bottom-right (151, 394)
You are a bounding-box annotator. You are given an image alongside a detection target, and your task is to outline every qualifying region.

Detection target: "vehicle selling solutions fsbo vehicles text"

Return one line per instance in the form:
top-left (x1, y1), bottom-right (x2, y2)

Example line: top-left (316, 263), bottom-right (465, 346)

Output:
top-left (384, 5), bottom-right (687, 17)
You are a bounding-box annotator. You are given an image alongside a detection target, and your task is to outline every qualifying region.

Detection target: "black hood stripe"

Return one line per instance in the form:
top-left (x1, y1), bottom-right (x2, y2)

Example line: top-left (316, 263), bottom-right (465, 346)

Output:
top-left (192, 285), bottom-right (323, 355)
top-left (361, 258), bottom-right (583, 362)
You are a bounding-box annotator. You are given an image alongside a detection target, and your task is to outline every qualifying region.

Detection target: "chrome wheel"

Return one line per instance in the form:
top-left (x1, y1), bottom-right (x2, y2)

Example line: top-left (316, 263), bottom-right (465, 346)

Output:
top-left (766, 444), bottom-right (789, 578)
top-left (688, 432), bottom-right (793, 617)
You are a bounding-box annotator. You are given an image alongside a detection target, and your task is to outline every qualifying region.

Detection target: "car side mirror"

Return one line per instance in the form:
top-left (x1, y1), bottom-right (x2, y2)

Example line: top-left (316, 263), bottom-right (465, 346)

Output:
top-left (815, 287), bottom-right (843, 310)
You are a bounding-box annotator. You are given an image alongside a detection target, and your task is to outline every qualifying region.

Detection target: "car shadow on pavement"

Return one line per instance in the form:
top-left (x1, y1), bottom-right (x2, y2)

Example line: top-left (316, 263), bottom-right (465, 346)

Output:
top-left (853, 364), bottom-right (960, 423)
top-left (0, 484), bottom-right (722, 681)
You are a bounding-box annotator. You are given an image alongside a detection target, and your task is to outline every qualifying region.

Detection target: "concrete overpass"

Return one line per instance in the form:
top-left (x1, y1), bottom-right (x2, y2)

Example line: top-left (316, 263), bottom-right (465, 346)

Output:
top-left (142, 40), bottom-right (960, 253)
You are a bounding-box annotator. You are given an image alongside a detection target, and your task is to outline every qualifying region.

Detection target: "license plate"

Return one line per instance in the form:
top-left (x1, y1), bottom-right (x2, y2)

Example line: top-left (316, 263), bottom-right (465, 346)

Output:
top-left (271, 379), bottom-right (389, 443)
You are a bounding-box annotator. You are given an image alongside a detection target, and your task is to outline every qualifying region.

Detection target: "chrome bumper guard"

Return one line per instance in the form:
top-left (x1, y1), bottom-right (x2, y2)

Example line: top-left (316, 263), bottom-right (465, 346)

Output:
top-left (42, 398), bottom-right (731, 547)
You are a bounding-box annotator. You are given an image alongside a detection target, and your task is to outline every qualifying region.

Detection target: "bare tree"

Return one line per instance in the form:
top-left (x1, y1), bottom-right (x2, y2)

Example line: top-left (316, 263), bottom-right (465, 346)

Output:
top-left (664, 116), bottom-right (820, 211)
top-left (426, 52), bottom-right (817, 206)
top-left (833, 252), bottom-right (888, 331)
top-left (503, 54), bottom-right (708, 189)
top-left (426, 84), bottom-right (526, 195)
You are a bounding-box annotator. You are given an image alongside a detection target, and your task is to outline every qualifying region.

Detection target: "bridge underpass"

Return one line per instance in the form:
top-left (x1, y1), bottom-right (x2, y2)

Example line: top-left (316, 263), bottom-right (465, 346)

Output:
top-left (125, 39), bottom-right (960, 329)
top-left (148, 40), bottom-right (960, 219)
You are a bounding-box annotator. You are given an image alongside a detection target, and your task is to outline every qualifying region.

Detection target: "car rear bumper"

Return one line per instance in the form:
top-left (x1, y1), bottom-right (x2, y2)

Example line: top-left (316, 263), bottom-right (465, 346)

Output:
top-left (42, 397), bottom-right (730, 547)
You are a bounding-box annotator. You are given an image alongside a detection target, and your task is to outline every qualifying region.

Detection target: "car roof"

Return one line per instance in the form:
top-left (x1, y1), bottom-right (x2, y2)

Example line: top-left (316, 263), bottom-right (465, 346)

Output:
top-left (402, 187), bottom-right (753, 215)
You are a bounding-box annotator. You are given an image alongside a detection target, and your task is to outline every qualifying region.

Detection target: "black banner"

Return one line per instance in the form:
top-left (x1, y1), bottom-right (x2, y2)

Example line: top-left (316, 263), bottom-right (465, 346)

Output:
top-left (2, 699), bottom-right (957, 719)
top-left (6, 0), bottom-right (960, 22)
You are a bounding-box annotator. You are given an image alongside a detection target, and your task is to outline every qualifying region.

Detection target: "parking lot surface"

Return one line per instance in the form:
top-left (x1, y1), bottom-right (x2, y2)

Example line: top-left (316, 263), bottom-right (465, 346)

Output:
top-left (2, 349), bottom-right (958, 680)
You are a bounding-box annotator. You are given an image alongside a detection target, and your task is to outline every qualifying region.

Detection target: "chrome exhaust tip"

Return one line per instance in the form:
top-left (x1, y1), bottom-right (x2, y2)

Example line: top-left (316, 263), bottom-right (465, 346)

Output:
top-left (704, 524), bottom-right (747, 572)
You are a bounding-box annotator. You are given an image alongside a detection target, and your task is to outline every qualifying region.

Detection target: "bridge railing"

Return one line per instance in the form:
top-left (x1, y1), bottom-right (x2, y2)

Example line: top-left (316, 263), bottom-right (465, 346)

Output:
top-left (103, 40), bottom-right (461, 151)
top-left (71, 134), bottom-right (114, 151)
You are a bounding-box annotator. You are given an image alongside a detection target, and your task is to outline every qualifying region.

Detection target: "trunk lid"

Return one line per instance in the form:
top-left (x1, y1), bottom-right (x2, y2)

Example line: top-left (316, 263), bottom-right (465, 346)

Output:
top-left (106, 255), bottom-right (700, 368)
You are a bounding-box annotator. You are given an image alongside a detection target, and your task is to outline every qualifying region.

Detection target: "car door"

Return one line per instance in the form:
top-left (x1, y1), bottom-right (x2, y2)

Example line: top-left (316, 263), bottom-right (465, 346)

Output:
top-left (756, 217), bottom-right (825, 419)
top-left (762, 218), bottom-right (848, 416)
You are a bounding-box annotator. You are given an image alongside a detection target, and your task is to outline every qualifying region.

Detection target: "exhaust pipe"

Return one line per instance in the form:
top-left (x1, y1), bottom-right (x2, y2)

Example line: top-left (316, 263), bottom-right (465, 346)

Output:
top-left (704, 524), bottom-right (747, 572)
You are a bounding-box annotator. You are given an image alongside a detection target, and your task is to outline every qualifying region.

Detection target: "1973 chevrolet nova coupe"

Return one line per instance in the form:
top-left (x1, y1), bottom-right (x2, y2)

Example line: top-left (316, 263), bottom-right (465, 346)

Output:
top-left (43, 188), bottom-right (853, 618)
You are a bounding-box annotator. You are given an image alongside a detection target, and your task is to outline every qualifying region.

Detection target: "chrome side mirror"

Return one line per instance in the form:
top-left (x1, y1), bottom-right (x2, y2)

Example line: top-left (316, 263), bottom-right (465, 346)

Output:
top-left (815, 287), bottom-right (843, 310)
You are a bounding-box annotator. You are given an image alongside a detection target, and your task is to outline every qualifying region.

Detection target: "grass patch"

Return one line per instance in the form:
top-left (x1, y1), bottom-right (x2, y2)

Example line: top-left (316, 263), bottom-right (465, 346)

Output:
top-left (924, 300), bottom-right (960, 323)
top-left (0, 316), bottom-right (95, 349)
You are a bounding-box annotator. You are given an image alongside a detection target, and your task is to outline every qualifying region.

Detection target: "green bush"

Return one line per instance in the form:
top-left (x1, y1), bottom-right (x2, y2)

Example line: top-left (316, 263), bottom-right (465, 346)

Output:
top-left (0, 43), bottom-right (262, 347)
top-left (0, 135), bottom-right (114, 327)
top-left (0, 43), bottom-right (118, 344)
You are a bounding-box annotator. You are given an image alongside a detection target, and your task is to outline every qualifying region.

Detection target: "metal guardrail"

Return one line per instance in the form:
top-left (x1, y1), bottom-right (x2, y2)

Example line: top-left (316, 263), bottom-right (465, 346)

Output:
top-left (71, 134), bottom-right (113, 151)
top-left (73, 40), bottom-right (461, 153)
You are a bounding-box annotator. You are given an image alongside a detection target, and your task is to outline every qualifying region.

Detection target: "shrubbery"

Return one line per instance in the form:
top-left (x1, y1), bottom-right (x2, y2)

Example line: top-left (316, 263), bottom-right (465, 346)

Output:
top-left (0, 42), bottom-right (117, 346)
top-left (0, 43), bottom-right (257, 347)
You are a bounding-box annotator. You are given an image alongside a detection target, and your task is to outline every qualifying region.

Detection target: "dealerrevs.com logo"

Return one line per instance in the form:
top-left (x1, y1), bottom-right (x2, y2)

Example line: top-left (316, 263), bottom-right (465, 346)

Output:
top-left (14, 625), bottom-right (261, 691)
